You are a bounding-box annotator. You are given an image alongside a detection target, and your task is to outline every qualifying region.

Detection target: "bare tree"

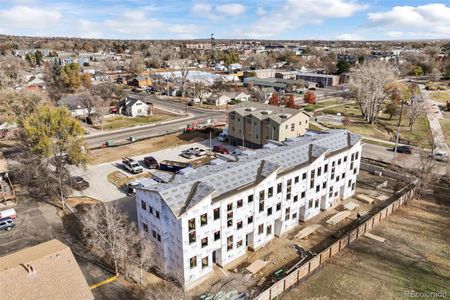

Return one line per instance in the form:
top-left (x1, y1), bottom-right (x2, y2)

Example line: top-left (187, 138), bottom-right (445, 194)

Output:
top-left (79, 92), bottom-right (96, 117)
top-left (177, 59), bottom-right (191, 98)
top-left (80, 202), bottom-right (154, 277)
top-left (130, 53), bottom-right (145, 76)
top-left (351, 61), bottom-right (396, 124)
top-left (407, 98), bottom-right (423, 131)
top-left (0, 56), bottom-right (25, 90)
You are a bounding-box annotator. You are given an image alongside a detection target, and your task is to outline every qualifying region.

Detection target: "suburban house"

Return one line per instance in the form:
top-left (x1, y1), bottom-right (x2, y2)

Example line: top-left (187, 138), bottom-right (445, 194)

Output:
top-left (233, 92), bottom-right (251, 102)
top-left (59, 95), bottom-right (95, 117)
top-left (260, 87), bottom-right (275, 101)
top-left (227, 102), bottom-right (310, 148)
top-left (206, 94), bottom-right (232, 106)
top-left (0, 239), bottom-right (93, 300)
top-left (135, 130), bottom-right (362, 289)
top-left (128, 76), bottom-right (152, 88)
top-left (118, 96), bottom-right (149, 117)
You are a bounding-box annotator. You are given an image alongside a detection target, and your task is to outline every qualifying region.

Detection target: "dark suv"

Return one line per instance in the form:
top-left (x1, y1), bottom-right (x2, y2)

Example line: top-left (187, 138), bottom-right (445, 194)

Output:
top-left (393, 145), bottom-right (412, 154)
top-left (144, 156), bottom-right (159, 169)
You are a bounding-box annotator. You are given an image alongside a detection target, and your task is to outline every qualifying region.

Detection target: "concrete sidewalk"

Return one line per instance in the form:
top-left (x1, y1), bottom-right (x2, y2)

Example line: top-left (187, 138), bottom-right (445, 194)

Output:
top-left (419, 85), bottom-right (449, 155)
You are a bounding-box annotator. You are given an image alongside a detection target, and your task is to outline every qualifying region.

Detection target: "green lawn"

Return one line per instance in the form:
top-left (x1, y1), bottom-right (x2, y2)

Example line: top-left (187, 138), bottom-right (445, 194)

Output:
top-left (302, 99), bottom-right (338, 112)
top-left (430, 91), bottom-right (450, 104)
top-left (439, 119), bottom-right (450, 147)
top-left (320, 103), bottom-right (360, 115)
top-left (101, 114), bottom-right (171, 130)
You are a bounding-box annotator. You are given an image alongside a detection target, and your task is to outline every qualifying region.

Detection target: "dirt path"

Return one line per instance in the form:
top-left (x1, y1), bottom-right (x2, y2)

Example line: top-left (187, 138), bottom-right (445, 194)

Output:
top-left (88, 131), bottom-right (212, 165)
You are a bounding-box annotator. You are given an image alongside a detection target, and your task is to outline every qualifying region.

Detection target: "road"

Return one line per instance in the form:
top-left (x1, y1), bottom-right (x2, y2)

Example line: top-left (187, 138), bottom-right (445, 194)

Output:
top-left (362, 143), bottom-right (448, 175)
top-left (84, 95), bottom-right (226, 148)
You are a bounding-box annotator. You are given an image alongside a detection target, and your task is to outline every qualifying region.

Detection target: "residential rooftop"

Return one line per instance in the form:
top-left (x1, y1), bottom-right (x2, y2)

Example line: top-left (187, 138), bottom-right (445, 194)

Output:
top-left (142, 130), bottom-right (361, 218)
top-left (0, 239), bottom-right (93, 300)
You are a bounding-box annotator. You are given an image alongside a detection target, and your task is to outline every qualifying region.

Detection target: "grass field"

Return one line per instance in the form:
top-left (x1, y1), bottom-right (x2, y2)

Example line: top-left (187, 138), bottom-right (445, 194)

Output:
top-left (319, 104), bottom-right (432, 148)
top-left (101, 114), bottom-right (171, 130)
top-left (430, 91), bottom-right (450, 104)
top-left (439, 119), bottom-right (450, 147)
top-left (283, 195), bottom-right (450, 300)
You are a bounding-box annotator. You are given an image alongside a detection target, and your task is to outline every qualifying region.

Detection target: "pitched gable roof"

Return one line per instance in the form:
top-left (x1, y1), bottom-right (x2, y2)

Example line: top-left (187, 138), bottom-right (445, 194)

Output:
top-left (0, 239), bottom-right (93, 300)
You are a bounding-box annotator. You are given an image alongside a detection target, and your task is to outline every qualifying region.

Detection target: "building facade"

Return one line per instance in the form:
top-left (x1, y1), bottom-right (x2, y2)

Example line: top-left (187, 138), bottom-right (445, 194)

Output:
top-left (228, 103), bottom-right (310, 148)
top-left (136, 130), bottom-right (362, 289)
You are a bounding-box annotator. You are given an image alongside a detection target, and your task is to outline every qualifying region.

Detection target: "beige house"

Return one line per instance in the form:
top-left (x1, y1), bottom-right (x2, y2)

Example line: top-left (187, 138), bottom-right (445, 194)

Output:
top-left (0, 239), bottom-right (94, 300)
top-left (228, 102), bottom-right (309, 148)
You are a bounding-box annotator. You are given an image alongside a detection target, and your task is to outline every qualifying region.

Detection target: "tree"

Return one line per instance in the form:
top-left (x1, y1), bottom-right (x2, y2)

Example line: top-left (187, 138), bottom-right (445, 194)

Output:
top-left (79, 93), bottom-right (96, 117)
top-left (60, 63), bottom-right (82, 91)
top-left (35, 50), bottom-right (44, 66)
top-left (408, 99), bottom-right (423, 131)
top-left (81, 73), bottom-right (92, 89)
top-left (19, 105), bottom-right (88, 209)
top-left (25, 52), bottom-right (37, 67)
top-left (384, 101), bottom-right (399, 120)
top-left (80, 202), bottom-right (154, 277)
top-left (351, 61), bottom-right (396, 124)
top-left (285, 94), bottom-right (296, 108)
top-left (130, 53), bottom-right (145, 76)
top-left (409, 65), bottom-right (424, 77)
top-left (304, 90), bottom-right (316, 104)
top-left (269, 93), bottom-right (280, 106)
top-left (90, 82), bottom-right (123, 129)
top-left (336, 60), bottom-right (351, 74)
top-left (0, 56), bottom-right (25, 90)
top-left (0, 90), bottom-right (46, 123)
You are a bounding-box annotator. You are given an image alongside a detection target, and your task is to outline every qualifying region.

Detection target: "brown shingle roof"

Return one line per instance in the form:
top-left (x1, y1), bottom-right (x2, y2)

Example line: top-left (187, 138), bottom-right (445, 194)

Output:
top-left (0, 239), bottom-right (94, 300)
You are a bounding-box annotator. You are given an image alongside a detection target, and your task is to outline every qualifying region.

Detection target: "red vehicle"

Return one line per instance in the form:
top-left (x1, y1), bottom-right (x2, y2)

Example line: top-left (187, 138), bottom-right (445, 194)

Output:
top-left (110, 106), bottom-right (119, 114)
top-left (213, 145), bottom-right (229, 154)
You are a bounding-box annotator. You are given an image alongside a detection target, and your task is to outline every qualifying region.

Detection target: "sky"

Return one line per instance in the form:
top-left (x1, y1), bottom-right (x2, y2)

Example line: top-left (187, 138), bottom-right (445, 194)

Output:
top-left (0, 0), bottom-right (449, 40)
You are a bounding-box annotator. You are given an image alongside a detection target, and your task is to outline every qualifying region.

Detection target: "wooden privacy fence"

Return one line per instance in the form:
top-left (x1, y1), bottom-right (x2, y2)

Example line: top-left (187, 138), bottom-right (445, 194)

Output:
top-left (254, 184), bottom-right (416, 300)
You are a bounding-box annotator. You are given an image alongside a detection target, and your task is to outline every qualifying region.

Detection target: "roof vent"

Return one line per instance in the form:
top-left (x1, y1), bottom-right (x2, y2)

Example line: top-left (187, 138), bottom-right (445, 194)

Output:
top-left (245, 107), bottom-right (256, 112)
top-left (22, 264), bottom-right (37, 275)
top-left (280, 114), bottom-right (289, 118)
top-left (261, 110), bottom-right (272, 115)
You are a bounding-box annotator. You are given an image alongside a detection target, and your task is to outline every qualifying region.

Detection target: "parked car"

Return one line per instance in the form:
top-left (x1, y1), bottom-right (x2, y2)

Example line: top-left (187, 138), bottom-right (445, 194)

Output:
top-left (126, 180), bottom-right (142, 196)
top-left (393, 145), bottom-right (412, 154)
top-left (429, 151), bottom-right (449, 162)
top-left (70, 176), bottom-right (89, 191)
top-left (181, 147), bottom-right (206, 159)
top-left (0, 217), bottom-right (15, 231)
top-left (218, 128), bottom-right (228, 142)
top-left (144, 156), bottom-right (159, 169)
top-left (213, 145), bottom-right (229, 154)
top-left (122, 157), bottom-right (143, 174)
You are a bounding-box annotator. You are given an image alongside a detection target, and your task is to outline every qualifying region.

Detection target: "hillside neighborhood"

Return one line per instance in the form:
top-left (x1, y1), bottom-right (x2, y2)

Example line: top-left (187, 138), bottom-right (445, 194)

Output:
top-left (0, 2), bottom-right (450, 299)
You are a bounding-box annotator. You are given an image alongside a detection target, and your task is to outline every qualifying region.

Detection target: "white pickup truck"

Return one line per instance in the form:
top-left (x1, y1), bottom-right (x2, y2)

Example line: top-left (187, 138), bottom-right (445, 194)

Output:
top-left (122, 157), bottom-right (143, 174)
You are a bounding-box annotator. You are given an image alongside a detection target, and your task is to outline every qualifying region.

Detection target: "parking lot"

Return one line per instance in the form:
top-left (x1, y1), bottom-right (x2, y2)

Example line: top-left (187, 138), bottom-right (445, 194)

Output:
top-left (71, 137), bottom-right (236, 203)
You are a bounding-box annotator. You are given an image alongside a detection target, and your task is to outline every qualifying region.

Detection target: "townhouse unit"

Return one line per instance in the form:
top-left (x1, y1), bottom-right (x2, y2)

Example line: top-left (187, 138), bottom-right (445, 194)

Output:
top-left (136, 130), bottom-right (362, 289)
top-left (228, 103), bottom-right (310, 148)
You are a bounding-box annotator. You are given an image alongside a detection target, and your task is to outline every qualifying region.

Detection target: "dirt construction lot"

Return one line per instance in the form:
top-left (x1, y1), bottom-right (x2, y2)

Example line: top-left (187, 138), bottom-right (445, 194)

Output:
top-left (282, 195), bottom-right (450, 300)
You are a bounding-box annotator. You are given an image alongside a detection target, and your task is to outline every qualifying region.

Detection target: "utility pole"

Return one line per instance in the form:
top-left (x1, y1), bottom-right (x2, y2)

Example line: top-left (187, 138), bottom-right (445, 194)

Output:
top-left (392, 100), bottom-right (405, 164)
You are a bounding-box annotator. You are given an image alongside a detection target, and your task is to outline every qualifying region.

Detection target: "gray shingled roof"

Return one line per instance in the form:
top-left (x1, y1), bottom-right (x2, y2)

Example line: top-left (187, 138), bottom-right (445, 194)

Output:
top-left (142, 130), bottom-right (360, 217)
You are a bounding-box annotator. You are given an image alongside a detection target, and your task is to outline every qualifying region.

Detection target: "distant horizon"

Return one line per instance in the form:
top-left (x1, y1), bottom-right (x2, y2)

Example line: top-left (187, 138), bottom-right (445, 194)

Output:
top-left (0, 1), bottom-right (449, 41)
top-left (1, 33), bottom-right (449, 44)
